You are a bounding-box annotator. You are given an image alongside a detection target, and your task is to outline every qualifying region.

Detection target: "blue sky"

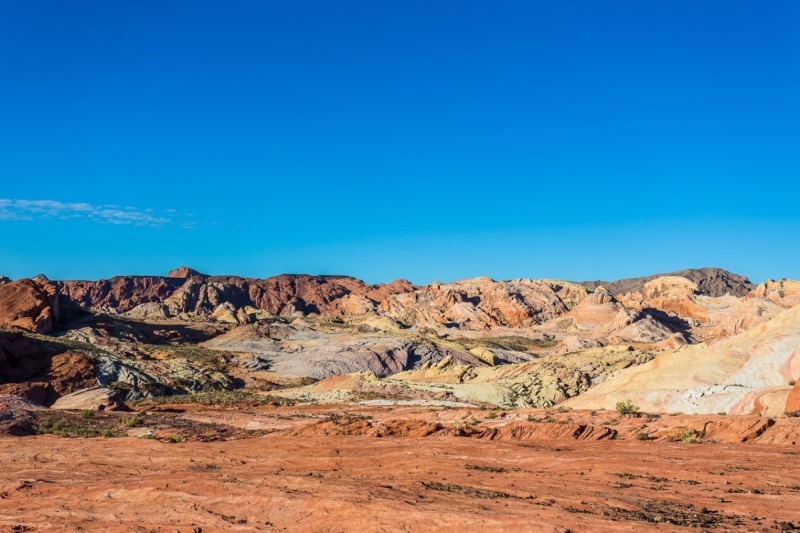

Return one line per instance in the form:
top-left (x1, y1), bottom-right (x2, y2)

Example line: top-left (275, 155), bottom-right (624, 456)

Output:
top-left (1, 1), bottom-right (798, 284)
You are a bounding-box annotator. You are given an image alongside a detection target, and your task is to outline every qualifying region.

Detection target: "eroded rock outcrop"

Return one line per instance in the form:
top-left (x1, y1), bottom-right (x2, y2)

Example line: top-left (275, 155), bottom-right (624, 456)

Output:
top-left (747, 279), bottom-right (800, 309)
top-left (379, 277), bottom-right (570, 330)
top-left (58, 271), bottom-right (416, 320)
top-left (579, 267), bottom-right (755, 297)
top-left (0, 278), bottom-right (60, 332)
top-left (50, 387), bottom-right (125, 411)
top-left (565, 303), bottom-right (800, 415)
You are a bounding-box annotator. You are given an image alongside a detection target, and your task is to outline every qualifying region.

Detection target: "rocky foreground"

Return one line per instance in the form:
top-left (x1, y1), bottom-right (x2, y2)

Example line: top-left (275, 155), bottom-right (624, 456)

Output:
top-left (2, 402), bottom-right (800, 531)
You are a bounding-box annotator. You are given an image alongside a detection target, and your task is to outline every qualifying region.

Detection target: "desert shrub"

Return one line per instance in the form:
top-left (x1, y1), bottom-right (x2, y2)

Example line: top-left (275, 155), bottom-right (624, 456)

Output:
top-left (589, 410), bottom-right (597, 417)
top-left (615, 400), bottom-right (639, 416)
top-left (789, 380), bottom-right (796, 386)
top-left (557, 406), bottom-right (569, 413)
top-left (680, 430), bottom-right (696, 444)
top-left (717, 411), bottom-right (727, 416)
top-left (80, 410), bottom-right (94, 419)
top-left (485, 411), bottom-right (498, 419)
top-left (635, 432), bottom-right (649, 441)
top-left (124, 415), bottom-right (145, 428)
top-left (785, 410), bottom-right (800, 418)
top-left (167, 434), bottom-right (184, 443)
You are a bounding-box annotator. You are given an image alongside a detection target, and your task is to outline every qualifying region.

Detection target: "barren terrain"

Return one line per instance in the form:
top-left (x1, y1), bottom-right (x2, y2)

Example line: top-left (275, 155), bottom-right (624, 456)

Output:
top-left (3, 404), bottom-right (800, 532)
top-left (2, 267), bottom-right (800, 531)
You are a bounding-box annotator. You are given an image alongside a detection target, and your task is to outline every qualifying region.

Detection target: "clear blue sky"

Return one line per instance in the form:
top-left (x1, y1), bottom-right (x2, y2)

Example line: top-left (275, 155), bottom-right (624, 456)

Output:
top-left (1, 1), bottom-right (798, 284)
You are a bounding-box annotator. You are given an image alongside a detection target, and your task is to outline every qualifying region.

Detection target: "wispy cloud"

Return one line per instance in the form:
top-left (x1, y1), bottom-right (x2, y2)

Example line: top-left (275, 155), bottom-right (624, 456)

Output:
top-left (0, 199), bottom-right (192, 227)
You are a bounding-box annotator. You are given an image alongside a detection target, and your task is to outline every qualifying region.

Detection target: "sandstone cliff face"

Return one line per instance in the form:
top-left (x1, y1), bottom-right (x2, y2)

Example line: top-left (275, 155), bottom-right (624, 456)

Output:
top-left (0, 278), bottom-right (60, 332)
top-left (57, 270), bottom-right (417, 319)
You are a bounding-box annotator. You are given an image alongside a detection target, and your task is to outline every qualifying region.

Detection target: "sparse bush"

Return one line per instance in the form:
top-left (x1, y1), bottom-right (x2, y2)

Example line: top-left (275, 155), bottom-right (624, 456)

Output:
top-left (635, 432), bottom-right (649, 441)
top-left (785, 410), bottom-right (800, 418)
top-left (789, 380), bottom-right (796, 386)
top-left (557, 406), bottom-right (569, 413)
top-left (526, 415), bottom-right (536, 422)
top-left (615, 400), bottom-right (639, 416)
top-left (589, 410), bottom-right (597, 417)
top-left (124, 415), bottom-right (145, 428)
top-left (80, 410), bottom-right (94, 419)
top-left (167, 434), bottom-right (184, 443)
top-left (680, 430), bottom-right (696, 444)
top-left (485, 411), bottom-right (498, 419)
top-left (717, 411), bottom-right (727, 416)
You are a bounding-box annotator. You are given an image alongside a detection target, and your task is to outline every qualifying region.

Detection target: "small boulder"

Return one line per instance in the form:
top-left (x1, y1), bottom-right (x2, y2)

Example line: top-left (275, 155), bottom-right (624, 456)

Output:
top-left (51, 387), bottom-right (125, 411)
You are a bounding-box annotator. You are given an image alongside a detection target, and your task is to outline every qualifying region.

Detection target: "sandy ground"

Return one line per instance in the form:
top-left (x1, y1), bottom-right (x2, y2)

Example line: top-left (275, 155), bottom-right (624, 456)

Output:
top-left (2, 405), bottom-right (800, 532)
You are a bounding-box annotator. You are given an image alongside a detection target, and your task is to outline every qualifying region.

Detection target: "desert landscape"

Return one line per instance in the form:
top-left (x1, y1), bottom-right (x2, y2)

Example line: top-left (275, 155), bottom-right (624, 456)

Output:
top-left (2, 267), bottom-right (800, 531)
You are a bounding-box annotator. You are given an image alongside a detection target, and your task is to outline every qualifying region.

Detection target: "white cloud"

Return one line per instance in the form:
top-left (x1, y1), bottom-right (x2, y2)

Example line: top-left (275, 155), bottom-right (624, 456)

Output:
top-left (0, 199), bottom-right (181, 227)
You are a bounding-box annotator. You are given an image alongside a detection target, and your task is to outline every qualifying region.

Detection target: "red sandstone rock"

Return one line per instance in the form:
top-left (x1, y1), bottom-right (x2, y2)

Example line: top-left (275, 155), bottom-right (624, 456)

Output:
top-left (0, 278), bottom-right (59, 332)
top-left (786, 380), bottom-right (800, 413)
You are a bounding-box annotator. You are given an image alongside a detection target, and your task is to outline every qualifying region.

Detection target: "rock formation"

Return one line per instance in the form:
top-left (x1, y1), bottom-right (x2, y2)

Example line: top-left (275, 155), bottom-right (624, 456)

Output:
top-left (579, 267), bottom-right (755, 297)
top-left (57, 270), bottom-right (416, 319)
top-left (378, 277), bottom-right (570, 330)
top-left (747, 278), bottom-right (800, 309)
top-left (50, 386), bottom-right (125, 411)
top-left (565, 303), bottom-right (800, 415)
top-left (0, 278), bottom-right (59, 332)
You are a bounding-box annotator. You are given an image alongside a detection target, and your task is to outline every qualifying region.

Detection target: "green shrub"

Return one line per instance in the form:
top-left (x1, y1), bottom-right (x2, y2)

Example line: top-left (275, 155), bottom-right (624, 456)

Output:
top-left (680, 430), bottom-right (696, 444)
top-left (635, 432), bottom-right (649, 441)
top-left (80, 410), bottom-right (94, 419)
top-left (615, 400), bottom-right (639, 416)
top-left (124, 415), bottom-right (145, 428)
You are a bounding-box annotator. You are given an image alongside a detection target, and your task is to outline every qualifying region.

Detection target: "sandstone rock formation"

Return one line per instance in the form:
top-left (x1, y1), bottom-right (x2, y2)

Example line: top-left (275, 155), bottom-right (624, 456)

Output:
top-left (50, 386), bottom-right (125, 411)
top-left (58, 271), bottom-right (416, 319)
top-left (275, 346), bottom-right (656, 408)
top-left (613, 275), bottom-right (788, 342)
top-left (167, 266), bottom-right (207, 278)
top-left (0, 278), bottom-right (59, 332)
top-left (0, 395), bottom-right (43, 435)
top-left (747, 278), bottom-right (800, 309)
top-left (543, 286), bottom-right (683, 348)
top-left (579, 267), bottom-right (755, 297)
top-left (0, 331), bottom-right (98, 405)
top-left (378, 277), bottom-right (570, 330)
top-left (124, 302), bottom-right (170, 320)
top-left (786, 380), bottom-right (800, 413)
top-left (565, 303), bottom-right (800, 415)
top-left (201, 322), bottom-right (488, 380)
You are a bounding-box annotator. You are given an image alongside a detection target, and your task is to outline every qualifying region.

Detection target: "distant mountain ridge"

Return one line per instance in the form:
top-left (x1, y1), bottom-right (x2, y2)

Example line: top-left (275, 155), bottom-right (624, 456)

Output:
top-left (577, 267), bottom-right (755, 297)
